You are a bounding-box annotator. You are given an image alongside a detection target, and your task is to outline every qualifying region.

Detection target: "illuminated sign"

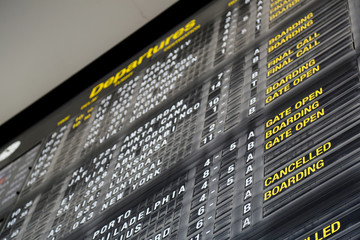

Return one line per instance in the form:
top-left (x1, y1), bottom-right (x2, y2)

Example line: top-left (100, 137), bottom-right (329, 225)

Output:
top-left (1, 0), bottom-right (360, 239)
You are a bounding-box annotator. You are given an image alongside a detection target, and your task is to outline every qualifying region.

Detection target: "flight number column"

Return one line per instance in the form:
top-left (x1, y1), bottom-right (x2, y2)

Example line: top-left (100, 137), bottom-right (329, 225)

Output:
top-left (214, 0), bottom-right (251, 65)
top-left (187, 141), bottom-right (238, 240)
top-left (201, 68), bottom-right (232, 147)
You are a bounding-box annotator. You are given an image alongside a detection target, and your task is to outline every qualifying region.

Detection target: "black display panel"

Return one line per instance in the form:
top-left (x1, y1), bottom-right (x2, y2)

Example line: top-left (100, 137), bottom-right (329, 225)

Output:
top-left (1, 0), bottom-right (360, 239)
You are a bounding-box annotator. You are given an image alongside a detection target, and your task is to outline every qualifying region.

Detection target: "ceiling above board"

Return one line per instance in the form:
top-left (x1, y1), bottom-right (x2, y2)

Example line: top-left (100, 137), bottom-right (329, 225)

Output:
top-left (0, 0), bottom-right (178, 126)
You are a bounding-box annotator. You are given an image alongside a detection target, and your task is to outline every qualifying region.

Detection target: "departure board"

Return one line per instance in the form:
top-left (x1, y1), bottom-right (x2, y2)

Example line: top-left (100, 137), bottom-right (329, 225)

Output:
top-left (1, 0), bottom-right (360, 239)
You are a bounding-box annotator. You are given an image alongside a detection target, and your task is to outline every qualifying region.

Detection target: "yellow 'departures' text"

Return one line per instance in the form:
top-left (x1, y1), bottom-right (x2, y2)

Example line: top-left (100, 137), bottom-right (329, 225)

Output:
top-left (164, 24), bottom-right (200, 52)
top-left (57, 115), bottom-right (70, 126)
top-left (89, 19), bottom-right (198, 99)
top-left (265, 141), bottom-right (331, 187)
top-left (228, 0), bottom-right (239, 7)
top-left (60, 19), bottom-right (199, 129)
